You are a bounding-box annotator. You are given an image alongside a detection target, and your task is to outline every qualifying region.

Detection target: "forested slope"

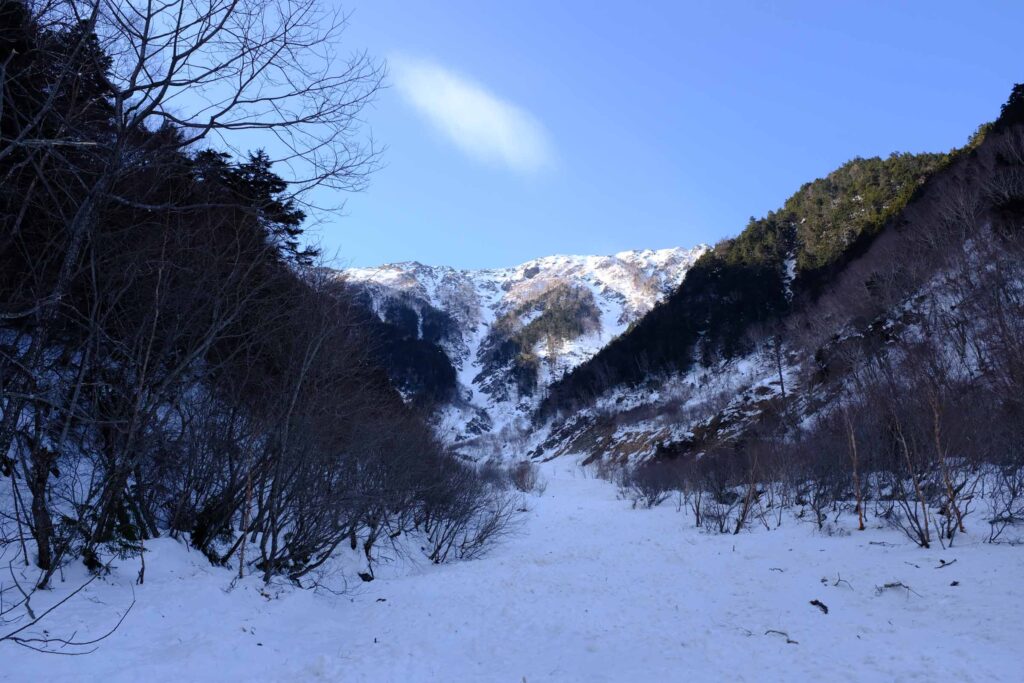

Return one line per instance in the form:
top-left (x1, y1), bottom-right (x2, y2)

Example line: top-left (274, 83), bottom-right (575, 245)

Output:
top-left (542, 145), bottom-right (972, 414)
top-left (531, 86), bottom-right (1024, 554)
top-left (0, 0), bottom-right (514, 618)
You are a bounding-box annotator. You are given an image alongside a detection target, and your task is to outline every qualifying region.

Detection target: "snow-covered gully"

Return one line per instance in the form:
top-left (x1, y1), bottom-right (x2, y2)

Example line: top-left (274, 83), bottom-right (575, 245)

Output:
top-left (6, 460), bottom-right (1022, 682)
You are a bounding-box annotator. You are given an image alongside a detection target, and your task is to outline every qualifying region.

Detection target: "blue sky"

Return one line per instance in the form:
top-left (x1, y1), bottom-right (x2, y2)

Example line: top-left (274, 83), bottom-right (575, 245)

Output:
top-left (298, 1), bottom-right (1023, 269)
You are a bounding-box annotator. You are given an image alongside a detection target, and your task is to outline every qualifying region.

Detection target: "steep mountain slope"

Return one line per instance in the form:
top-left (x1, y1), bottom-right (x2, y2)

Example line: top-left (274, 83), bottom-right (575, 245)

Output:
top-left (339, 247), bottom-right (707, 448)
top-left (531, 87), bottom-right (1024, 467)
top-left (542, 151), bottom-right (963, 417)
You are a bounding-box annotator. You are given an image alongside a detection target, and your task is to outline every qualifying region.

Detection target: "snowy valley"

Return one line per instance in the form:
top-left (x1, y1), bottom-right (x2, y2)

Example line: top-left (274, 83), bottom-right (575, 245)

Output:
top-left (3, 2), bottom-right (1024, 681)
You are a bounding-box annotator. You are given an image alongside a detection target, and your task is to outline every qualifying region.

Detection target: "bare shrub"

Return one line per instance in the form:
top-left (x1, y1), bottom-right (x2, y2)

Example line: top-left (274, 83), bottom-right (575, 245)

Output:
top-left (420, 459), bottom-right (521, 564)
top-left (477, 459), bottom-right (511, 490)
top-left (620, 459), bottom-right (679, 509)
top-left (986, 423), bottom-right (1024, 543)
top-left (593, 456), bottom-right (625, 485)
top-left (509, 460), bottom-right (546, 495)
top-left (987, 466), bottom-right (1024, 543)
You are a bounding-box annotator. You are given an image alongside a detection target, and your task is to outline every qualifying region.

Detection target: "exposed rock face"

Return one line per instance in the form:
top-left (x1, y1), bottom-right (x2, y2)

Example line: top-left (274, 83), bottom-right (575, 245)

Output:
top-left (339, 246), bottom-right (707, 447)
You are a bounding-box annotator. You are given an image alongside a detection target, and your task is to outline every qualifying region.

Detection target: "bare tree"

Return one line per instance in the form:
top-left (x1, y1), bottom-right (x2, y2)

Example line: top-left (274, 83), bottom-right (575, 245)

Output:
top-left (0, 0), bottom-right (383, 484)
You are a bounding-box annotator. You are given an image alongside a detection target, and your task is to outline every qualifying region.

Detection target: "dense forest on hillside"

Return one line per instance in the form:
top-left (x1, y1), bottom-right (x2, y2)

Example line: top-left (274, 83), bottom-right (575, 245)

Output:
top-left (542, 133), bottom-right (982, 414)
top-left (476, 282), bottom-right (603, 399)
top-left (555, 85), bottom-right (1024, 550)
top-left (349, 290), bottom-right (460, 404)
top-left (0, 0), bottom-right (516, 626)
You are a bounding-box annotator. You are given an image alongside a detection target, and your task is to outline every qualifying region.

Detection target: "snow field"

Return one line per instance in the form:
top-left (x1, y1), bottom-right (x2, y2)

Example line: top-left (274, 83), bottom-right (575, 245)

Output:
top-left (5, 458), bottom-right (1022, 682)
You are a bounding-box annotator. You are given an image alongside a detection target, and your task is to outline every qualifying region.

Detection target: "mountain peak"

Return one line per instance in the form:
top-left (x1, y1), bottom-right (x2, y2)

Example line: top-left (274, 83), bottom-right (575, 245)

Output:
top-left (348, 245), bottom-right (709, 279)
top-left (339, 244), bottom-right (708, 450)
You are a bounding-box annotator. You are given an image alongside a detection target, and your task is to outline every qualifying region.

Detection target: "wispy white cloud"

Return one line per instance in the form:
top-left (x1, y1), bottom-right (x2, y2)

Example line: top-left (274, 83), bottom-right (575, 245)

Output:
top-left (390, 56), bottom-right (553, 173)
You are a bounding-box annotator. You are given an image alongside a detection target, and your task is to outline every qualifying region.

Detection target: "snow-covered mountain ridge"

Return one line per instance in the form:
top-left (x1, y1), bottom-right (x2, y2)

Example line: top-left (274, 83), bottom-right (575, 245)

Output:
top-left (338, 246), bottom-right (708, 450)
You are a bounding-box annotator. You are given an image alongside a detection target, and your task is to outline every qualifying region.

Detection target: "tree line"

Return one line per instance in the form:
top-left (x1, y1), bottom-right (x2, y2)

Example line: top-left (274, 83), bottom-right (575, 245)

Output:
top-left (0, 0), bottom-right (515, 609)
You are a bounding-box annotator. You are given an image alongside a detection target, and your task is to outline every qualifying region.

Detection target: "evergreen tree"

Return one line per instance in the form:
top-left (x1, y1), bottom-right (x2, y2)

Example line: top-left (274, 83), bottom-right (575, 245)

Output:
top-left (227, 151), bottom-right (313, 265)
top-left (995, 83), bottom-right (1024, 131)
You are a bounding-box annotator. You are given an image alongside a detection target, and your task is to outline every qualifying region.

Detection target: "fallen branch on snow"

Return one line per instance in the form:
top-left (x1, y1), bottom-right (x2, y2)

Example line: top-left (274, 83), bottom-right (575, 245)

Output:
top-left (765, 629), bottom-right (799, 645)
top-left (875, 581), bottom-right (922, 598)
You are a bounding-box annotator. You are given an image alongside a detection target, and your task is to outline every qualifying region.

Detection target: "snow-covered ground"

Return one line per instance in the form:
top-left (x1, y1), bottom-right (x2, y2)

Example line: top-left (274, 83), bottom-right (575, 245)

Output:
top-left (5, 460), bottom-right (1022, 682)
